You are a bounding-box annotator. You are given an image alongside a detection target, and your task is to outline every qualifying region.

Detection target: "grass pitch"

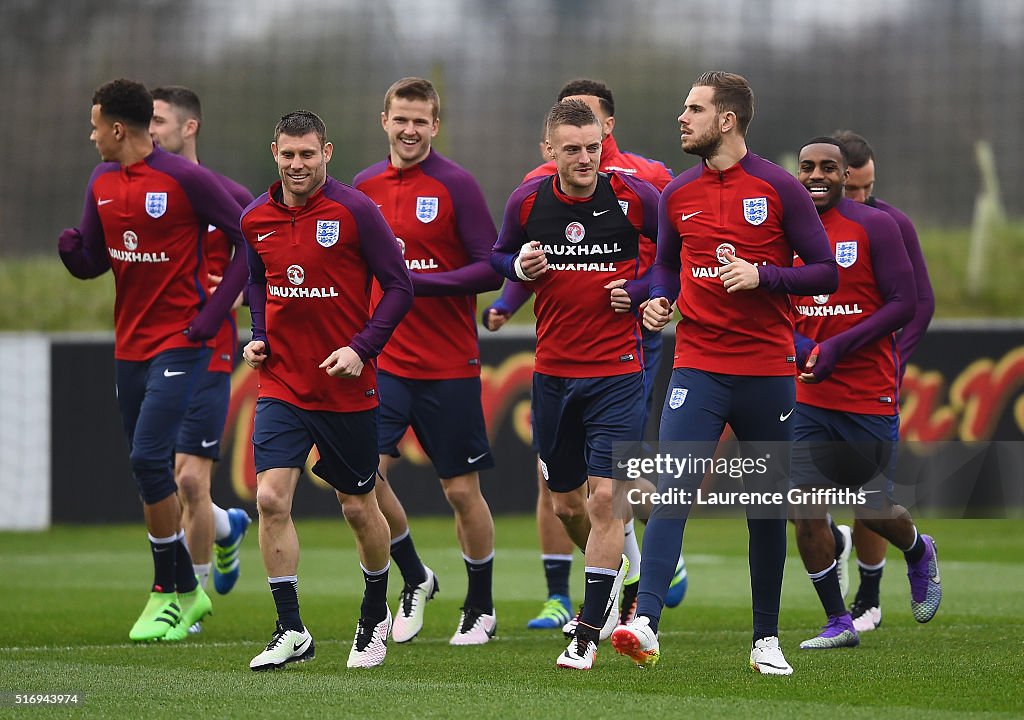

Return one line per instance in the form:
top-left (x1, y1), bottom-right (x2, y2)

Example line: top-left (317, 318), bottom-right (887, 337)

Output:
top-left (1, 515), bottom-right (1021, 719)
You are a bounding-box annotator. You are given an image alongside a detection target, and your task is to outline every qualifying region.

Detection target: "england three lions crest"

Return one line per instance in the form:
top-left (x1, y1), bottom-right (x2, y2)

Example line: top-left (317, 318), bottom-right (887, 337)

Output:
top-left (416, 196), bottom-right (439, 223)
top-left (316, 220), bottom-right (340, 247)
top-left (742, 197), bottom-right (768, 226)
top-left (668, 387), bottom-right (688, 410)
top-left (835, 241), bottom-right (858, 268)
top-left (145, 192), bottom-right (167, 218)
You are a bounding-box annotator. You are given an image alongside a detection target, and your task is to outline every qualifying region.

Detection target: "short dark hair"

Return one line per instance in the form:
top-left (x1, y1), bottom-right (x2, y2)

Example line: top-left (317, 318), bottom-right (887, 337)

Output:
top-left (92, 78), bottom-right (153, 130)
top-left (692, 71), bottom-right (754, 136)
top-left (545, 99), bottom-right (599, 137)
top-left (800, 136), bottom-right (850, 168)
top-left (557, 78), bottom-right (614, 117)
top-left (151, 85), bottom-right (202, 128)
top-left (384, 77), bottom-right (440, 120)
top-left (274, 110), bottom-right (327, 146)
top-left (831, 130), bottom-right (874, 169)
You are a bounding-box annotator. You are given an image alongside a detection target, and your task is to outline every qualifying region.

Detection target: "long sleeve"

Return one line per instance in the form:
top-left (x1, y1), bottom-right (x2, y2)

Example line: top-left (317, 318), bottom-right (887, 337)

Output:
top-left (349, 201), bottom-right (414, 361)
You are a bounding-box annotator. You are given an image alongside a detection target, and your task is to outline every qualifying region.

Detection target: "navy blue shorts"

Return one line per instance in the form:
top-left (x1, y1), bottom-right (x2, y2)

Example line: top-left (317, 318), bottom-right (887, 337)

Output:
top-left (116, 346), bottom-right (212, 503)
top-left (253, 398), bottom-right (379, 495)
top-left (656, 368), bottom-right (794, 500)
top-left (377, 372), bottom-right (493, 478)
top-left (176, 369), bottom-right (230, 460)
top-left (640, 328), bottom-right (664, 433)
top-left (532, 371), bottom-right (645, 493)
top-left (791, 403), bottom-right (898, 509)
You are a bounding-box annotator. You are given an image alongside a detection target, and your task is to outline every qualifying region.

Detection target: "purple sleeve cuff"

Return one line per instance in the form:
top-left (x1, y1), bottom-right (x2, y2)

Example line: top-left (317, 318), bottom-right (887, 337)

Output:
top-left (60, 166), bottom-right (114, 279)
top-left (625, 275), bottom-right (651, 309)
top-left (489, 281), bottom-right (533, 316)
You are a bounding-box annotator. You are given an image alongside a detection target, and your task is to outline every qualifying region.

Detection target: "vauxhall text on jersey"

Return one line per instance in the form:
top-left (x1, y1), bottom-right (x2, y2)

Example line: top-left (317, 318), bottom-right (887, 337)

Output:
top-left (242, 177), bottom-right (412, 412)
top-left (67, 146), bottom-right (249, 361)
top-left (793, 197), bottom-right (916, 415)
top-left (492, 171), bottom-right (660, 378)
top-left (651, 151), bottom-right (837, 376)
top-left (354, 150), bottom-right (499, 380)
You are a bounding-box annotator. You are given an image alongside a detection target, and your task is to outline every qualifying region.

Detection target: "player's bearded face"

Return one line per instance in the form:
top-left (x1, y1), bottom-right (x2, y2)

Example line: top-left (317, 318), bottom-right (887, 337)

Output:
top-left (679, 86), bottom-right (723, 159)
top-left (273, 132), bottom-right (332, 203)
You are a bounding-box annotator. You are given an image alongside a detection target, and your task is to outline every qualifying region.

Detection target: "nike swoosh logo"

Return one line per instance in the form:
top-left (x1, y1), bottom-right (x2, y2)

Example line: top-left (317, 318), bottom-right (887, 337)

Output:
top-left (779, 408), bottom-right (794, 421)
top-left (586, 578), bottom-right (601, 584)
top-left (592, 209), bottom-right (612, 216)
top-left (257, 231), bottom-right (276, 242)
top-left (97, 198), bottom-right (114, 206)
top-left (467, 453), bottom-right (488, 464)
top-left (292, 637), bottom-right (309, 652)
top-left (616, 461), bottom-right (630, 468)
top-left (356, 473), bottom-right (373, 487)
top-left (200, 439), bottom-right (219, 448)
top-left (163, 369), bottom-right (186, 378)
top-left (680, 211), bottom-right (703, 221)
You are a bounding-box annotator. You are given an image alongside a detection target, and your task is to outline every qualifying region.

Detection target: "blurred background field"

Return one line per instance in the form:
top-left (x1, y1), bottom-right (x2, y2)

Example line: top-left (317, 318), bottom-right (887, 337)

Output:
top-left (11, 222), bottom-right (1023, 332)
top-left (3, 1), bottom-right (1023, 309)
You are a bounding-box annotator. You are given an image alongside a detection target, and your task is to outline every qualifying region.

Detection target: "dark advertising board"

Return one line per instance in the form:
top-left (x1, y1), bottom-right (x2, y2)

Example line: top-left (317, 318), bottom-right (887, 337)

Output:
top-left (51, 324), bottom-right (1024, 522)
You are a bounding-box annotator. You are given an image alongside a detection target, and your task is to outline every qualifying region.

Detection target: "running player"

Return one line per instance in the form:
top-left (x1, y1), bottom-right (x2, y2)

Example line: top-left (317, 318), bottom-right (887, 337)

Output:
top-left (492, 99), bottom-right (660, 670)
top-left (149, 86), bottom-right (254, 614)
top-left (827, 129), bottom-right (936, 634)
top-left (789, 137), bottom-right (941, 650)
top-left (353, 77), bottom-right (503, 646)
top-left (242, 110), bottom-right (413, 670)
top-left (612, 72), bottom-right (838, 675)
top-left (58, 78), bottom-right (249, 642)
top-left (483, 79), bottom-right (686, 631)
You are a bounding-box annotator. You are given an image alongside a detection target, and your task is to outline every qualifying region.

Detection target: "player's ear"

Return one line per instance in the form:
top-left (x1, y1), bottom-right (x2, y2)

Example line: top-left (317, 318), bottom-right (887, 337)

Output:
top-left (323, 142), bottom-right (334, 163)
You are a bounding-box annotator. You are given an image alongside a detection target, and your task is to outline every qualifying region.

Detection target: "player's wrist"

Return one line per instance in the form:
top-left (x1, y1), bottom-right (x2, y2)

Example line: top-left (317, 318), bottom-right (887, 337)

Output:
top-left (514, 255), bottom-right (534, 281)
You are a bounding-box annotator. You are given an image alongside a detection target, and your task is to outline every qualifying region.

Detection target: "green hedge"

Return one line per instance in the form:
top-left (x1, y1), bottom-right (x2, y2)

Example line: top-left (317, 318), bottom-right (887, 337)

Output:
top-left (6, 223), bottom-right (1021, 331)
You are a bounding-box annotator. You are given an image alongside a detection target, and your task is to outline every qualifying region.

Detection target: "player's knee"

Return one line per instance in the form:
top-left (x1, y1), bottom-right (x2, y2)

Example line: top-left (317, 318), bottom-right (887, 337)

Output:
top-left (552, 496), bottom-right (586, 526)
top-left (175, 469), bottom-right (209, 507)
top-left (256, 483), bottom-right (290, 521)
top-left (338, 493), bottom-right (374, 528)
top-left (587, 484), bottom-right (615, 520)
top-left (131, 458), bottom-right (177, 505)
top-left (793, 517), bottom-right (822, 545)
top-left (441, 476), bottom-right (482, 512)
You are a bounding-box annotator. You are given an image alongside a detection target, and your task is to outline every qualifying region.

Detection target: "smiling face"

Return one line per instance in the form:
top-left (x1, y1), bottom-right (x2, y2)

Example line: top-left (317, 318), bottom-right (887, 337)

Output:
top-left (547, 120), bottom-right (602, 198)
top-left (272, 131), bottom-right (332, 206)
top-left (382, 96), bottom-right (439, 169)
top-left (798, 142), bottom-right (849, 214)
